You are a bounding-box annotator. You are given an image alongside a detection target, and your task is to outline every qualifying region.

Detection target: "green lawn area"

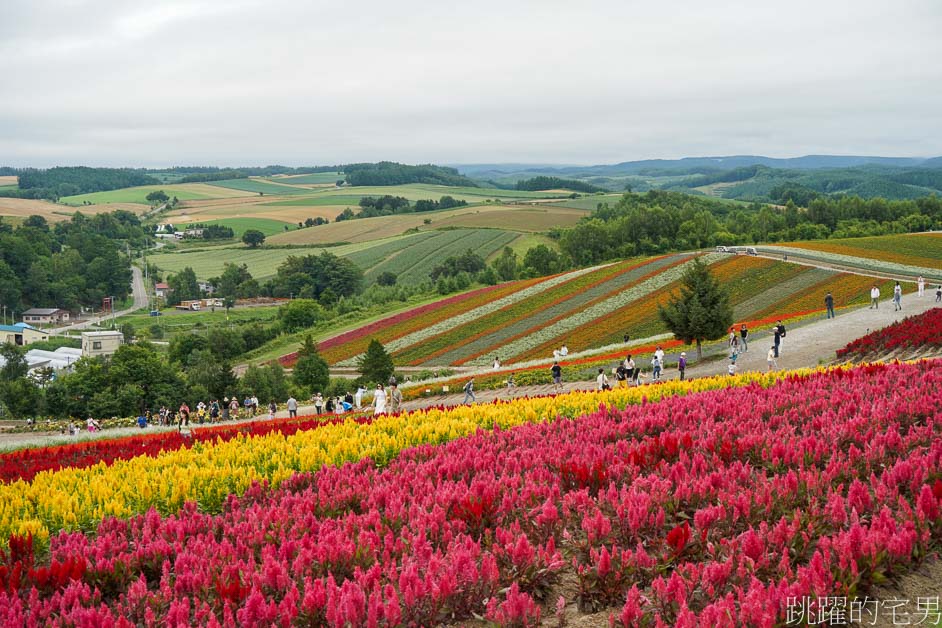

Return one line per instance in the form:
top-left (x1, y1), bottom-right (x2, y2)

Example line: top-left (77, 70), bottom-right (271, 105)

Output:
top-left (262, 195), bottom-right (371, 207)
top-left (204, 179), bottom-right (313, 195)
top-left (61, 185), bottom-right (213, 205)
top-left (0, 185), bottom-right (17, 192)
top-left (191, 217), bottom-right (294, 237)
top-left (546, 194), bottom-right (623, 210)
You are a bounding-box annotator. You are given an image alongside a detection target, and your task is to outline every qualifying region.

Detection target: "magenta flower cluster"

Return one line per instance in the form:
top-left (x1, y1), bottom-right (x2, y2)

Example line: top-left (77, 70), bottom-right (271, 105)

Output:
top-left (1, 362), bottom-right (940, 626)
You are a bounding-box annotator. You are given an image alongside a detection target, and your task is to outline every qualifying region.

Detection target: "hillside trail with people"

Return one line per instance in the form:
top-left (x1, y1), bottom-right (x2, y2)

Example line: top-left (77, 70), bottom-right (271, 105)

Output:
top-left (394, 293), bottom-right (939, 413)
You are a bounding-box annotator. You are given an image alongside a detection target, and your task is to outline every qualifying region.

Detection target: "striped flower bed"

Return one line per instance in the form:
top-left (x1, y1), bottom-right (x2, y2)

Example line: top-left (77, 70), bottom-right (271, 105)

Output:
top-left (780, 233), bottom-right (942, 270)
top-left (759, 245), bottom-right (941, 280)
top-left (392, 259), bottom-right (653, 366)
top-left (498, 253), bottom-right (725, 363)
top-left (336, 265), bottom-right (603, 366)
top-left (453, 254), bottom-right (693, 366)
top-left (522, 255), bottom-right (805, 359)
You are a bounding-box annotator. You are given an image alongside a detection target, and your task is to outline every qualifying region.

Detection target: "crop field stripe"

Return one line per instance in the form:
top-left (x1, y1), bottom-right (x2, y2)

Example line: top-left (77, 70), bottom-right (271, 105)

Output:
top-left (391, 260), bottom-right (644, 365)
top-left (206, 179), bottom-right (313, 195)
top-left (318, 277), bottom-right (549, 364)
top-left (448, 255), bottom-right (692, 366)
top-left (731, 267), bottom-right (832, 320)
top-left (504, 254), bottom-right (698, 361)
top-left (781, 233), bottom-right (942, 270)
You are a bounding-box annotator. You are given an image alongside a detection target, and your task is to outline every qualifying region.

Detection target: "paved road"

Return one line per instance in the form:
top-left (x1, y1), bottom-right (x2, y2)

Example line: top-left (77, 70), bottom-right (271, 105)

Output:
top-left (49, 266), bottom-right (147, 334)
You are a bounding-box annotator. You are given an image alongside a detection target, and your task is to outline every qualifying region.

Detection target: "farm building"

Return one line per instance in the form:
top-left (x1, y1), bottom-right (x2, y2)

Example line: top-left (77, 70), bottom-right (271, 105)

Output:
top-left (81, 330), bottom-right (123, 358)
top-left (0, 323), bottom-right (48, 346)
top-left (154, 282), bottom-right (171, 298)
top-left (21, 308), bottom-right (70, 325)
top-left (197, 281), bottom-right (215, 294)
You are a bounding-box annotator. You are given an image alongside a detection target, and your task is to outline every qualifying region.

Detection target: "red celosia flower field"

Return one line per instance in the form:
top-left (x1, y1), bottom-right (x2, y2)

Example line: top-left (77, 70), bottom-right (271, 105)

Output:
top-left (1, 362), bottom-right (940, 626)
top-left (836, 307), bottom-right (942, 359)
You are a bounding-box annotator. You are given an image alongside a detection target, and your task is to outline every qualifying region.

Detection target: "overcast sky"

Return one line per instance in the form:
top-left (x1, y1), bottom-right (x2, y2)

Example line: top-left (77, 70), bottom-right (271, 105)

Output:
top-left (2, 0), bottom-right (941, 167)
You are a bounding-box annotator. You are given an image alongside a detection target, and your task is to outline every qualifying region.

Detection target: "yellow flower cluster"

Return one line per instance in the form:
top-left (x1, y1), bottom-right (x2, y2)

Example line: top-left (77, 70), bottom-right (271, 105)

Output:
top-left (1, 369), bottom-right (823, 548)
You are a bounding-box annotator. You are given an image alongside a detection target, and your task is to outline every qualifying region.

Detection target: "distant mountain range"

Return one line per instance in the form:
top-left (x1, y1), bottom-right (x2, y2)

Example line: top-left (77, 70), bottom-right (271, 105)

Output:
top-left (455, 155), bottom-right (942, 178)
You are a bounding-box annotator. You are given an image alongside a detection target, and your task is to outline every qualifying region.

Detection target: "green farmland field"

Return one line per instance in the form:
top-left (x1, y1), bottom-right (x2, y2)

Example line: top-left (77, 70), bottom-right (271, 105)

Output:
top-left (206, 178), bottom-right (314, 195)
top-left (61, 185), bottom-right (214, 205)
top-left (268, 172), bottom-right (344, 185)
top-left (185, 217), bottom-right (294, 237)
top-left (262, 183), bottom-right (568, 206)
top-left (149, 228), bottom-right (518, 284)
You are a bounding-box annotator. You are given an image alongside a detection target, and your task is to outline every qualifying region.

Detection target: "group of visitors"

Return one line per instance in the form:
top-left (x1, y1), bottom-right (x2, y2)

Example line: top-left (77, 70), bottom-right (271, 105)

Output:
top-left (370, 379), bottom-right (403, 415)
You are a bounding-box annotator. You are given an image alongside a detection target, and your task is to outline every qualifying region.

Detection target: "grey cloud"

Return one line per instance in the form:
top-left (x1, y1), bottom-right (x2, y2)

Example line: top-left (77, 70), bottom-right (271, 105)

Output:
top-left (1, 0), bottom-right (940, 166)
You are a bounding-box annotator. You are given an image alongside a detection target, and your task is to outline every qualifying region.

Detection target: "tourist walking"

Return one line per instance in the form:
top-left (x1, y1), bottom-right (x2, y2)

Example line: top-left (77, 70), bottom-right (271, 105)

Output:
top-left (918, 275), bottom-right (925, 297)
top-left (354, 386), bottom-right (366, 409)
top-left (615, 362), bottom-right (627, 388)
top-left (493, 356), bottom-right (501, 370)
top-left (727, 358), bottom-right (737, 377)
top-left (936, 285), bottom-right (942, 303)
top-left (596, 368), bottom-right (610, 391)
top-left (893, 282), bottom-right (902, 311)
top-left (286, 395), bottom-right (298, 418)
top-left (313, 393), bottom-right (324, 415)
top-left (651, 355), bottom-right (662, 382)
top-left (210, 399), bottom-right (220, 423)
top-left (776, 320), bottom-right (786, 354)
top-left (372, 383), bottom-right (387, 415)
top-left (268, 400), bottom-right (277, 420)
top-left (622, 355), bottom-right (635, 388)
top-left (825, 292), bottom-right (835, 319)
top-left (729, 335), bottom-right (740, 359)
top-left (551, 361), bottom-right (563, 393)
top-left (739, 324), bottom-right (748, 352)
top-left (623, 332), bottom-right (630, 344)
top-left (462, 378), bottom-right (476, 404)
top-left (870, 284), bottom-right (880, 309)
top-left (678, 352), bottom-right (687, 381)
top-left (228, 397), bottom-right (239, 420)
top-left (388, 379), bottom-right (402, 414)
top-left (767, 346), bottom-right (777, 371)
top-left (772, 324), bottom-right (782, 358)
top-left (654, 345), bottom-right (665, 364)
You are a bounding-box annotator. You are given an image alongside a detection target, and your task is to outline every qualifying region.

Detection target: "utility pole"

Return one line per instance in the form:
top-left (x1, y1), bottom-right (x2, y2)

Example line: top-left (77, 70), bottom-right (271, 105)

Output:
top-left (111, 295), bottom-right (116, 329)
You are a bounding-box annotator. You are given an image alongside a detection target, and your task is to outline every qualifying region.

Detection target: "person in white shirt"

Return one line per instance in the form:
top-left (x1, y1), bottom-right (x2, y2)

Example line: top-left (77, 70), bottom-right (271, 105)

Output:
top-left (560, 344), bottom-right (568, 356)
top-left (372, 384), bottom-right (387, 415)
top-left (286, 396), bottom-right (298, 418)
top-left (869, 285), bottom-right (880, 309)
top-left (596, 368), bottom-right (609, 391)
top-left (354, 386), bottom-right (365, 409)
top-left (767, 346), bottom-right (777, 371)
top-left (727, 360), bottom-right (737, 376)
top-left (654, 346), bottom-right (665, 363)
top-left (917, 276), bottom-right (925, 297)
top-left (893, 282), bottom-right (902, 311)
top-left (493, 356), bottom-right (501, 370)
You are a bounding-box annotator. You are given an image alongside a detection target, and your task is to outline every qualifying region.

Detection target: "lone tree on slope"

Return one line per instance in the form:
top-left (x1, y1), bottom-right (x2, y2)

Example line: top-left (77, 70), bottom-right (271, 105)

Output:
top-left (357, 339), bottom-right (395, 386)
top-left (242, 229), bottom-right (266, 248)
top-left (658, 257), bottom-right (732, 360)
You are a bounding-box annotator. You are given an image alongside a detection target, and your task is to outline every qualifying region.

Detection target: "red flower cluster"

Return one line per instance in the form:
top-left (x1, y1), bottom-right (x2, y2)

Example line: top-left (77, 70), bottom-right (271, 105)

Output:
top-left (837, 307), bottom-right (942, 358)
top-left (1, 362), bottom-right (940, 626)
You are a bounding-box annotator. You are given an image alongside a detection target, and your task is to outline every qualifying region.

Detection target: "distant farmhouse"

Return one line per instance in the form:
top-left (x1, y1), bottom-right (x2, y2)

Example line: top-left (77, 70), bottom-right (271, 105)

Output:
top-left (21, 308), bottom-right (70, 325)
top-left (154, 282), bottom-right (171, 299)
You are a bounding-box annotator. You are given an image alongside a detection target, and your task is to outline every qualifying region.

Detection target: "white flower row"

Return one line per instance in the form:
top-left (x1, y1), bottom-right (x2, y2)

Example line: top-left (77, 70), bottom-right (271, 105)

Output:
top-left (335, 264), bottom-right (608, 366)
top-left (486, 253), bottom-right (726, 364)
top-left (758, 246), bottom-right (941, 279)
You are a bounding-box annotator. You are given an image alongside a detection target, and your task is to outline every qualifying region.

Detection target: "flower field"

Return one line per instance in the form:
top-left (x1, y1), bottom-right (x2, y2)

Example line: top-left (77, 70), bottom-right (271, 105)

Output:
top-left (0, 371), bottom-right (782, 549)
top-left (760, 242), bottom-right (941, 281)
top-left (780, 233), bottom-right (942, 271)
top-left (837, 307), bottom-right (942, 359)
top-left (1, 362), bottom-right (940, 625)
